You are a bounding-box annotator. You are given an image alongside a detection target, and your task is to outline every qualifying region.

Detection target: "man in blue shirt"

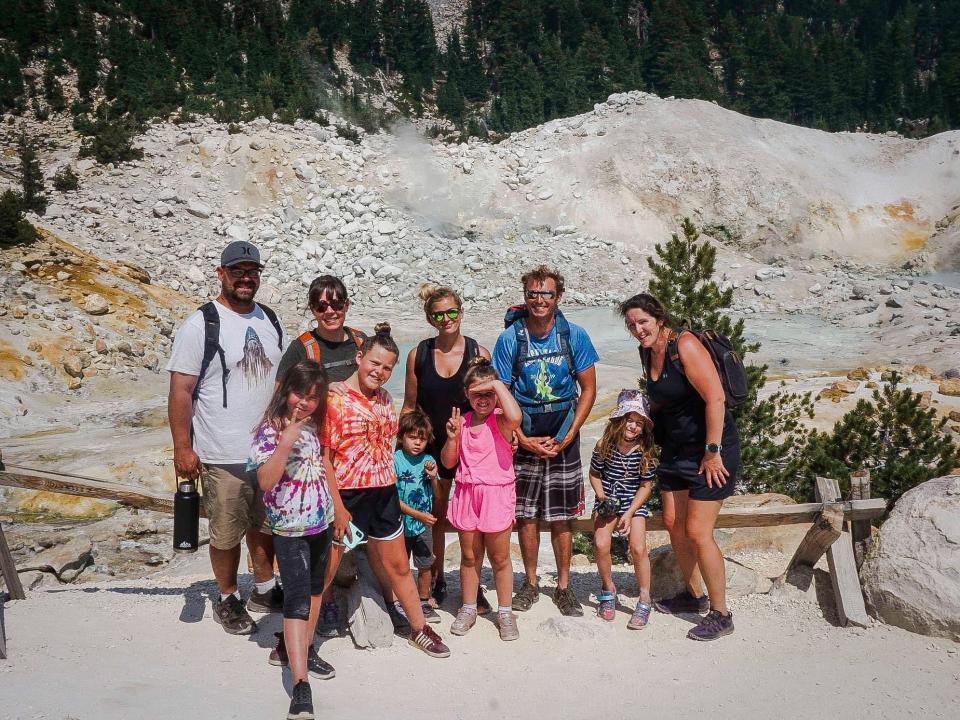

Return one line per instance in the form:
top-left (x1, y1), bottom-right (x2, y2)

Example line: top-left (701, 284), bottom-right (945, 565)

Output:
top-left (492, 265), bottom-right (598, 616)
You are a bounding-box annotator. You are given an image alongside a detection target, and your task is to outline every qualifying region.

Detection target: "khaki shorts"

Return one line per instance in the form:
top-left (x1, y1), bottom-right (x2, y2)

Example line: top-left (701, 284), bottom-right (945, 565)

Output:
top-left (200, 464), bottom-right (269, 550)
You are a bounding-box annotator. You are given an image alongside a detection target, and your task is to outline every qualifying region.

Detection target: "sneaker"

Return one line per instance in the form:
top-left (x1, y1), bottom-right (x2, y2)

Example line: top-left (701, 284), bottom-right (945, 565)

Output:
top-left (408, 624), bottom-right (451, 658)
top-left (287, 680), bottom-right (314, 720)
top-left (627, 602), bottom-right (652, 630)
top-left (497, 611), bottom-right (519, 641)
top-left (511, 581), bottom-right (539, 612)
top-left (653, 590), bottom-right (710, 615)
top-left (268, 632), bottom-right (336, 680)
top-left (597, 590), bottom-right (616, 622)
top-left (247, 584), bottom-right (284, 614)
top-left (213, 594), bottom-right (257, 635)
top-left (553, 587), bottom-right (583, 617)
top-left (316, 601), bottom-right (343, 638)
top-left (477, 587), bottom-right (492, 615)
top-left (687, 609), bottom-right (734, 641)
top-left (432, 577), bottom-right (448, 605)
top-left (421, 601), bottom-right (441, 624)
top-left (387, 602), bottom-right (410, 630)
top-left (450, 606), bottom-right (478, 635)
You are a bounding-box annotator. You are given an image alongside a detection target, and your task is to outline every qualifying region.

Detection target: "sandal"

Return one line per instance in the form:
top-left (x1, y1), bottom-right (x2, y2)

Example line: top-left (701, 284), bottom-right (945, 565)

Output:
top-left (628, 602), bottom-right (652, 630)
top-left (597, 590), bottom-right (616, 622)
top-left (511, 581), bottom-right (539, 612)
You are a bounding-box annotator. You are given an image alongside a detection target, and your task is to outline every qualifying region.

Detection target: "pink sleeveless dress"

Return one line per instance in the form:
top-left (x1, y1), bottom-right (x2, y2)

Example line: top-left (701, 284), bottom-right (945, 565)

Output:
top-left (447, 409), bottom-right (516, 533)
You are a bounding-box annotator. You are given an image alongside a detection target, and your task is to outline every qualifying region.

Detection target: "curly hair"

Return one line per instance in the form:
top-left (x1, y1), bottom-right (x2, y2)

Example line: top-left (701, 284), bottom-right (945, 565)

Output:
top-left (594, 414), bottom-right (657, 474)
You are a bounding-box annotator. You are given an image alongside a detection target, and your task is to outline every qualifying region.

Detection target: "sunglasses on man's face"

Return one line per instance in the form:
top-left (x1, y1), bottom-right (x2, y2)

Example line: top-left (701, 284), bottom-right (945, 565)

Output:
top-left (225, 267), bottom-right (262, 280)
top-left (430, 308), bottom-right (461, 323)
top-left (315, 300), bottom-right (347, 313)
top-left (525, 290), bottom-right (556, 300)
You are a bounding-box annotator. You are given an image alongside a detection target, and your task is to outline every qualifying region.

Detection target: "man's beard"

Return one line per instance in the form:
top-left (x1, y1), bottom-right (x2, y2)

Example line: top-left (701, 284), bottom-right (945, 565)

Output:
top-left (226, 282), bottom-right (257, 304)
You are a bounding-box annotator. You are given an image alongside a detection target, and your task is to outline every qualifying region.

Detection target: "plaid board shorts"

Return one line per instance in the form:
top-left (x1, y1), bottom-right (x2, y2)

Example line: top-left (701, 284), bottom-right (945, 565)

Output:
top-left (514, 412), bottom-right (585, 522)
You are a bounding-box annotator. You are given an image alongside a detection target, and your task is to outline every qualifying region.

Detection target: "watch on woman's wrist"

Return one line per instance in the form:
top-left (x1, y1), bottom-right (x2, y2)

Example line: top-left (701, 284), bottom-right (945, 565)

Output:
top-left (705, 443), bottom-right (722, 454)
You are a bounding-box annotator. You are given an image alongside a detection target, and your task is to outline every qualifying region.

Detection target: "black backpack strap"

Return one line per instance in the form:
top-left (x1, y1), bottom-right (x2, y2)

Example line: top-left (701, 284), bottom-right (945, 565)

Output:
top-left (414, 338), bottom-right (433, 379)
top-left (257, 303), bottom-right (284, 349)
top-left (464, 336), bottom-right (479, 363)
top-left (193, 302), bottom-right (228, 408)
top-left (510, 320), bottom-right (528, 389)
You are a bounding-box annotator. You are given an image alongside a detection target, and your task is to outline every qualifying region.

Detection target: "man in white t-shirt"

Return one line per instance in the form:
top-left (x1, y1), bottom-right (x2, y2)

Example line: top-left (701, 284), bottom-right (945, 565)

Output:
top-left (166, 240), bottom-right (286, 635)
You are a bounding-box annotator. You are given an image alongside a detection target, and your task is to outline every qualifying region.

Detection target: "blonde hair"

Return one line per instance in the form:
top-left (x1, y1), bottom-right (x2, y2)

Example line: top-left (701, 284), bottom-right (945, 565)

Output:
top-left (594, 415), bottom-right (657, 473)
top-left (418, 282), bottom-right (462, 319)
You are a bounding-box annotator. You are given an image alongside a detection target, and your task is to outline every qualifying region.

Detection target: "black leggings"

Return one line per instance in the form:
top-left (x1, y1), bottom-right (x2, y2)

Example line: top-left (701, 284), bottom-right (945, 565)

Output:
top-left (274, 530), bottom-right (332, 621)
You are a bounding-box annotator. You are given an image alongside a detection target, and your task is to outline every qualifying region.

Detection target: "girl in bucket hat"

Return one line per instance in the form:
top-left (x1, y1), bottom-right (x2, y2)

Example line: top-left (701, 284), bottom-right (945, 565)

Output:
top-left (589, 389), bottom-right (658, 629)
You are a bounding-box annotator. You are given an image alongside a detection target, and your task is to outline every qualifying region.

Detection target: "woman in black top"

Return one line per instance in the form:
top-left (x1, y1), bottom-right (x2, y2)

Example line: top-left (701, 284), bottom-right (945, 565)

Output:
top-left (402, 283), bottom-right (491, 604)
top-left (620, 292), bottom-right (740, 642)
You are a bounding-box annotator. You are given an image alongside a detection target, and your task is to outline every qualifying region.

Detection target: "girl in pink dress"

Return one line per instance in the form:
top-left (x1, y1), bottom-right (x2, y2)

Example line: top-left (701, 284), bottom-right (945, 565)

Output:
top-left (441, 357), bottom-right (523, 641)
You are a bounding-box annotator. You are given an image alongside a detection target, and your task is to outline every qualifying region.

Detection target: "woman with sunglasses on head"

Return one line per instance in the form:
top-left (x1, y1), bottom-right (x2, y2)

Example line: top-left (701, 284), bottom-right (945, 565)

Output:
top-left (401, 283), bottom-right (491, 608)
top-left (276, 275), bottom-right (367, 387)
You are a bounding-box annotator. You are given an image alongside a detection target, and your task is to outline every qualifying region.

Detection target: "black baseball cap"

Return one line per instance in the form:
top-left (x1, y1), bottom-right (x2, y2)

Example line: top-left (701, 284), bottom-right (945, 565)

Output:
top-left (220, 241), bottom-right (263, 268)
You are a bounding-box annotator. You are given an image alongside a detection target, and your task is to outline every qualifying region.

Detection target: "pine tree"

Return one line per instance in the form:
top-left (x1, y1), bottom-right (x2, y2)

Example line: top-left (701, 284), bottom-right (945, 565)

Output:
top-left (646, 218), bottom-right (815, 493)
top-left (0, 189), bottom-right (38, 247)
top-left (18, 130), bottom-right (46, 215)
top-left (460, 17), bottom-right (488, 101)
top-left (43, 64), bottom-right (66, 112)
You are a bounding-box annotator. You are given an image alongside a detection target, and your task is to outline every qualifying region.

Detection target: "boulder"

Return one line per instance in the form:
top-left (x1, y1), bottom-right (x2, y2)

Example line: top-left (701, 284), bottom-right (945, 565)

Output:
top-left (938, 379), bottom-right (960, 397)
top-left (649, 545), bottom-right (772, 599)
top-left (63, 354), bottom-right (84, 378)
top-left (345, 548), bottom-right (394, 648)
top-left (84, 293), bottom-right (110, 315)
top-left (186, 200), bottom-right (212, 219)
top-left (25, 535), bottom-right (93, 583)
top-left (861, 475), bottom-right (960, 641)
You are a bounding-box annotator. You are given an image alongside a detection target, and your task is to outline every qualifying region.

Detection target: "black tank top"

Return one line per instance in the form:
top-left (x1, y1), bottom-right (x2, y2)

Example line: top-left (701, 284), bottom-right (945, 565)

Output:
top-left (645, 331), bottom-right (738, 454)
top-left (414, 336), bottom-right (479, 450)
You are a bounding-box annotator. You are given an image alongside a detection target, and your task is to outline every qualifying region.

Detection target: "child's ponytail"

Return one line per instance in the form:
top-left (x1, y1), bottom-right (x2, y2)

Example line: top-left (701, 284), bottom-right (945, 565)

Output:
top-left (359, 321), bottom-right (400, 357)
top-left (463, 355), bottom-right (497, 389)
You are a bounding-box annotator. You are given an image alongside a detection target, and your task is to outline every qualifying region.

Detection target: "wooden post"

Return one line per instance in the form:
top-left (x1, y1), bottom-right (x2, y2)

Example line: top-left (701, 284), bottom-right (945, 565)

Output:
top-left (815, 477), bottom-right (870, 628)
top-left (783, 502), bottom-right (844, 576)
top-left (0, 593), bottom-right (6, 660)
top-left (0, 524), bottom-right (25, 601)
top-left (849, 470), bottom-right (873, 568)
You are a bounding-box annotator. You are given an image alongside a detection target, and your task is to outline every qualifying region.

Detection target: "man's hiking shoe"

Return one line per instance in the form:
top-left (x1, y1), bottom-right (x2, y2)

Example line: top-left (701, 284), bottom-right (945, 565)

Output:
top-left (477, 587), bottom-right (493, 615)
top-left (421, 601), bottom-right (441, 624)
top-left (597, 590), bottom-right (616, 622)
top-left (388, 602), bottom-right (410, 631)
top-left (653, 590), bottom-right (709, 615)
top-left (432, 577), bottom-right (448, 605)
top-left (497, 612), bottom-right (520, 641)
top-left (408, 625), bottom-right (451, 658)
top-left (247, 584), bottom-right (284, 614)
top-left (687, 609), bottom-right (734, 641)
top-left (450, 606), bottom-right (478, 636)
top-left (213, 594), bottom-right (256, 635)
top-left (512, 581), bottom-right (539, 612)
top-left (269, 633), bottom-right (335, 680)
top-left (628, 602), bottom-right (652, 630)
top-left (316, 601), bottom-right (343, 638)
top-left (553, 587), bottom-right (583, 617)
top-left (287, 680), bottom-right (314, 720)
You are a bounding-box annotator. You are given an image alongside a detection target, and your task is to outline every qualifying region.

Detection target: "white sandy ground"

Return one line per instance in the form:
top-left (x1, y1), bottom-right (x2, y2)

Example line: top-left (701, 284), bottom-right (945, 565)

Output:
top-left (2, 548), bottom-right (958, 720)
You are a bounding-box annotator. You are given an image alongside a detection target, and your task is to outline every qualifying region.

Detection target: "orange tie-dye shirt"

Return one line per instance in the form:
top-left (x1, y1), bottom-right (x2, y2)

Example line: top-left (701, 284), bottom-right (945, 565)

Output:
top-left (322, 385), bottom-right (399, 490)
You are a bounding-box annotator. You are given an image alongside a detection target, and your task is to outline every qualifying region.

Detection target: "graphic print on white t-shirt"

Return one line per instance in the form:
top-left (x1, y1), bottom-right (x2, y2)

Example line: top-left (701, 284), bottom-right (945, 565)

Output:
top-left (166, 302), bottom-right (284, 464)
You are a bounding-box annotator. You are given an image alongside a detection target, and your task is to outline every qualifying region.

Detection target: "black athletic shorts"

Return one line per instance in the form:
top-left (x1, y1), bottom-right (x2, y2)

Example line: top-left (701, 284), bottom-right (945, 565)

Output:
top-left (657, 442), bottom-right (740, 502)
top-left (338, 485), bottom-right (404, 542)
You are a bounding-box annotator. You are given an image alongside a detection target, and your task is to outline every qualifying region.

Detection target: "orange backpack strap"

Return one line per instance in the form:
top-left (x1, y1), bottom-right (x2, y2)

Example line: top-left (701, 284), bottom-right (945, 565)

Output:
top-left (298, 330), bottom-right (322, 362)
top-left (346, 327), bottom-right (364, 350)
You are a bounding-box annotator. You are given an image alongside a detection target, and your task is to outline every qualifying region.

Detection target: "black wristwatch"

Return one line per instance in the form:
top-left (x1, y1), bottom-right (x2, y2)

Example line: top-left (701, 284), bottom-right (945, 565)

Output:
top-left (705, 443), bottom-right (722, 454)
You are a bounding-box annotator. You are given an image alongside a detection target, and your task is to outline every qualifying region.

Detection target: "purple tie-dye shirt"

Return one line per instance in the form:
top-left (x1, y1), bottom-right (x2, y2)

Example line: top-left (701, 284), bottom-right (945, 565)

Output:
top-left (248, 420), bottom-right (333, 537)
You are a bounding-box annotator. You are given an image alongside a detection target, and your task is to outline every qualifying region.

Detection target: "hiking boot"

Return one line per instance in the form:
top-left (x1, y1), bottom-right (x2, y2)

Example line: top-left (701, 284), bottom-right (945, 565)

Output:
top-left (477, 587), bottom-right (492, 615)
top-left (247, 584), bottom-right (284, 614)
top-left (213, 594), bottom-right (256, 635)
top-left (497, 611), bottom-right (519, 641)
top-left (450, 606), bottom-right (478, 636)
top-left (388, 601), bottom-right (410, 630)
top-left (687, 609), bottom-right (734, 641)
top-left (597, 589), bottom-right (616, 622)
top-left (316, 601), bottom-right (343, 638)
top-left (653, 590), bottom-right (710, 615)
top-left (553, 587), bottom-right (583, 617)
top-left (421, 601), bottom-right (441, 624)
top-left (627, 602), bottom-right (652, 630)
top-left (408, 625), bottom-right (451, 658)
top-left (287, 680), bottom-right (314, 720)
top-left (269, 632), bottom-right (336, 680)
top-left (432, 577), bottom-right (448, 605)
top-left (512, 581), bottom-right (539, 612)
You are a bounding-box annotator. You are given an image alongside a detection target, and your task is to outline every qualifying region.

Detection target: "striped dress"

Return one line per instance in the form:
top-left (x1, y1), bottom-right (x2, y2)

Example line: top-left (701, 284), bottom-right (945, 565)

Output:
top-left (590, 446), bottom-right (655, 518)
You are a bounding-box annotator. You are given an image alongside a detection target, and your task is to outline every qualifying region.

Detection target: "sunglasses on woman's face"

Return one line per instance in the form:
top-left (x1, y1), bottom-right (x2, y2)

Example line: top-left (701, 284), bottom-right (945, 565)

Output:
top-left (315, 300), bottom-right (347, 313)
top-left (430, 308), bottom-right (461, 323)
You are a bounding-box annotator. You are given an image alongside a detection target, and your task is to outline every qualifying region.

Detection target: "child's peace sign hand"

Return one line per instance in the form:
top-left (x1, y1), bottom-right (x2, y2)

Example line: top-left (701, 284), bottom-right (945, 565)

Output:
top-left (446, 407), bottom-right (462, 440)
top-left (280, 407), bottom-right (309, 445)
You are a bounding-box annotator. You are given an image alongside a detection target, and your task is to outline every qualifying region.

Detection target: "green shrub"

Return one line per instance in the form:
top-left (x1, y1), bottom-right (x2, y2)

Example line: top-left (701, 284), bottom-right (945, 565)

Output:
top-left (78, 116), bottom-right (144, 164)
top-left (0, 190), bottom-right (39, 247)
top-left (53, 166), bottom-right (80, 192)
top-left (335, 124), bottom-right (360, 143)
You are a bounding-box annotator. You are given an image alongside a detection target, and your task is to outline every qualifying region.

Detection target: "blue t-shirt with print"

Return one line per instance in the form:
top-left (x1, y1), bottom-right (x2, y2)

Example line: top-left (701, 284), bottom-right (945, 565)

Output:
top-left (394, 449), bottom-right (435, 537)
top-left (492, 316), bottom-right (599, 406)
